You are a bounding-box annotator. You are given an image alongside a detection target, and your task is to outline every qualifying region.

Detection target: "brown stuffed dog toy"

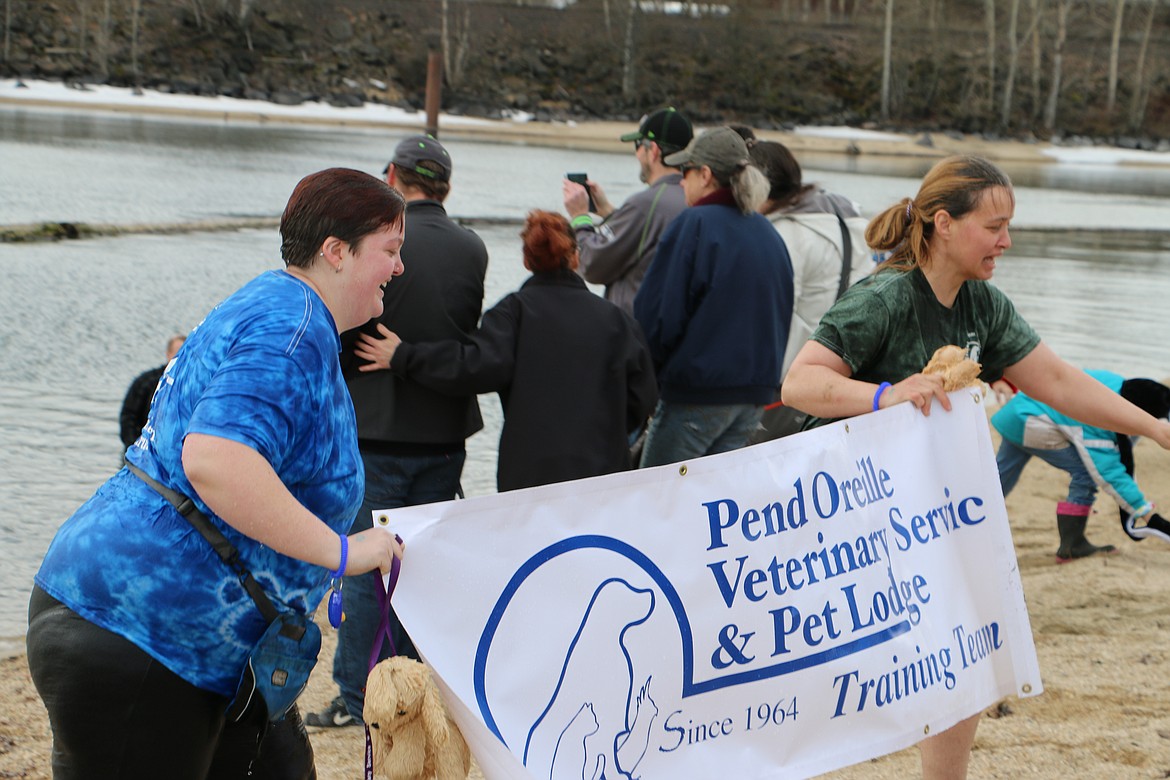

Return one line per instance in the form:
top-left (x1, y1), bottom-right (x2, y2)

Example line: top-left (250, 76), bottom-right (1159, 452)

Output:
top-left (364, 656), bottom-right (471, 780)
top-left (922, 344), bottom-right (982, 391)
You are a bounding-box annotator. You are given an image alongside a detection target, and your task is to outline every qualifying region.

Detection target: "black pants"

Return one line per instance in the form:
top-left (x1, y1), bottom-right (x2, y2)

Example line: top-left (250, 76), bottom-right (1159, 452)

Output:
top-left (27, 586), bottom-right (315, 780)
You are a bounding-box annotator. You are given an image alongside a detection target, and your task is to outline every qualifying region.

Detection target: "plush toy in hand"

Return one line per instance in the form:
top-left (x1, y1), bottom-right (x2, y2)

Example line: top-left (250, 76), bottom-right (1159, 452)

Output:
top-left (364, 656), bottom-right (471, 780)
top-left (922, 344), bottom-right (983, 391)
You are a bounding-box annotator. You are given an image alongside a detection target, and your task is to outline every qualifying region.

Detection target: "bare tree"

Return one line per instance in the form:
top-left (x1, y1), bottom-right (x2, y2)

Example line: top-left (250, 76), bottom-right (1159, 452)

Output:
top-left (1043, 0), bottom-right (1071, 131)
top-left (1029, 0), bottom-right (1043, 119)
top-left (926, 0), bottom-right (944, 30)
top-left (187, 0), bottom-right (206, 29)
top-left (442, 0), bottom-right (451, 82)
top-left (239, 0), bottom-right (256, 51)
top-left (130, 0), bottom-right (142, 91)
top-left (880, 0), bottom-right (894, 120)
top-left (3, 0), bottom-right (11, 63)
top-left (1106, 0), bottom-right (1126, 113)
top-left (1126, 0), bottom-right (1157, 130)
top-left (98, 0), bottom-right (112, 76)
top-left (77, 0), bottom-right (90, 57)
top-left (1001, 0), bottom-right (1044, 128)
top-left (1001, 0), bottom-right (1022, 127)
top-left (621, 0), bottom-right (637, 98)
top-left (441, 0), bottom-right (471, 89)
top-left (985, 0), bottom-right (996, 110)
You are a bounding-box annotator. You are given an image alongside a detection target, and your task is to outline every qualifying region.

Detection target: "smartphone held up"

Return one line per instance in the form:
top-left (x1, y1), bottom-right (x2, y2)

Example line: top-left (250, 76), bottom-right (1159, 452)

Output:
top-left (566, 172), bottom-right (597, 214)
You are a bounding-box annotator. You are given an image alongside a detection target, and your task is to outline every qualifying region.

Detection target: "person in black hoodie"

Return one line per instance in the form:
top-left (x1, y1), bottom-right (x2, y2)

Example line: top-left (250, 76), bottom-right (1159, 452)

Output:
top-left (360, 209), bottom-right (658, 493)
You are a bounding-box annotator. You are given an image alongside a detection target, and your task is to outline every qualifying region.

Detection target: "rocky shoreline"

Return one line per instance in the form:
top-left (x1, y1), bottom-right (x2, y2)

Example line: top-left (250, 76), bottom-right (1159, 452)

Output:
top-left (6, 0), bottom-right (1170, 150)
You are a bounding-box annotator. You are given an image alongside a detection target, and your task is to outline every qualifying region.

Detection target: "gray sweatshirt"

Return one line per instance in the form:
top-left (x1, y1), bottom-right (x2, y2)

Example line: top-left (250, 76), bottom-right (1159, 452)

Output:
top-left (574, 172), bottom-right (688, 316)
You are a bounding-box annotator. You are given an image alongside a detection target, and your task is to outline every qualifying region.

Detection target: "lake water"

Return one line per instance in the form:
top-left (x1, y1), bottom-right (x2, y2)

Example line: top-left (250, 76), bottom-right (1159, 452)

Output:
top-left (1, 106), bottom-right (1169, 651)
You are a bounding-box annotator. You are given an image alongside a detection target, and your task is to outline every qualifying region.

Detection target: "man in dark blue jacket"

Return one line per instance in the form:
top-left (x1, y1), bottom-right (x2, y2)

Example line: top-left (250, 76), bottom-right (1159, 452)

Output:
top-left (634, 127), bottom-right (794, 467)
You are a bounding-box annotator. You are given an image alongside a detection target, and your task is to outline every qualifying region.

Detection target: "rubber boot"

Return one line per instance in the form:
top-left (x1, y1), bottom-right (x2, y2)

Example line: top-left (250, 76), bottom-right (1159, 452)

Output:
top-left (1056, 502), bottom-right (1116, 563)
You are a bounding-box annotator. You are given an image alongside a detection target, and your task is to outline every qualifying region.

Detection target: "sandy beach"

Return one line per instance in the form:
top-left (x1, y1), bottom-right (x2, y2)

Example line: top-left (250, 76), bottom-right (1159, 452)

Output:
top-left (3, 87), bottom-right (1170, 777)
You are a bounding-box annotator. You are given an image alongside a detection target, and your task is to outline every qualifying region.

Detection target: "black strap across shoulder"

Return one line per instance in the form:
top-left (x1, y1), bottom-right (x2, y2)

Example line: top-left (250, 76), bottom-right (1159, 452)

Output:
top-left (835, 214), bottom-right (854, 300)
top-left (125, 461), bottom-right (292, 633)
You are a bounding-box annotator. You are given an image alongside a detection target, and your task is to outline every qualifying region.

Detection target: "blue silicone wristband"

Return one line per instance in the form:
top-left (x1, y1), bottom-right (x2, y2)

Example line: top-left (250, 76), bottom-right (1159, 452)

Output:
top-left (873, 382), bottom-right (892, 412)
top-left (329, 534), bottom-right (348, 579)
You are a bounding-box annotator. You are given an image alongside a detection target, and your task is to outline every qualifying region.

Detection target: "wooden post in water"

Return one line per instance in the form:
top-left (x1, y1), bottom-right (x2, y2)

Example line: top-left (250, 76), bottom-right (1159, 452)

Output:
top-left (425, 49), bottom-right (443, 138)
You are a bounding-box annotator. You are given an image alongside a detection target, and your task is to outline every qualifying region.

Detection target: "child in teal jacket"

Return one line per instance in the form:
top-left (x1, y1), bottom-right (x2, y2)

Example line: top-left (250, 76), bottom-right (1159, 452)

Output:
top-left (992, 369), bottom-right (1170, 562)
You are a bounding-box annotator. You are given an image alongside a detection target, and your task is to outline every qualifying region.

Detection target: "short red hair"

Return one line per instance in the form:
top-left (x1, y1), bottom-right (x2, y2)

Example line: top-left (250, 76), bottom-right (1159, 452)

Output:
top-left (521, 210), bottom-right (579, 272)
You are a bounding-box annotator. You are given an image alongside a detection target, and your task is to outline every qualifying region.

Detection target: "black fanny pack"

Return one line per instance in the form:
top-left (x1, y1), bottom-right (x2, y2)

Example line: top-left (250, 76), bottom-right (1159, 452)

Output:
top-left (126, 462), bottom-right (320, 723)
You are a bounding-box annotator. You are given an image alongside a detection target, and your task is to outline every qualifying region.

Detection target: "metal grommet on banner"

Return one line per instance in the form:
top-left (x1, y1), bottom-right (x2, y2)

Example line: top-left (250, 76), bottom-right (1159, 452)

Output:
top-left (375, 513), bottom-right (391, 526)
top-left (1022, 683), bottom-right (1033, 694)
top-left (844, 423), bottom-right (850, 434)
top-left (679, 464), bottom-right (688, 476)
top-left (971, 390), bottom-right (983, 404)
top-left (923, 724), bottom-right (931, 735)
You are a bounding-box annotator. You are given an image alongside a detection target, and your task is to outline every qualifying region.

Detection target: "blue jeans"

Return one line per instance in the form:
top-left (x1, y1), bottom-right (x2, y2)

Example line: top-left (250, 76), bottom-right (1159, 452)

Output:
top-left (639, 400), bottom-right (764, 468)
top-left (996, 439), bottom-right (1098, 506)
top-left (333, 449), bottom-right (466, 722)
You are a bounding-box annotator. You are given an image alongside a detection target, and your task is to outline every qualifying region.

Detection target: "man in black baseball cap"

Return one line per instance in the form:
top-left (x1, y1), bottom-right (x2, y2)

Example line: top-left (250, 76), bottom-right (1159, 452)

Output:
top-left (619, 107), bottom-right (694, 155)
top-left (561, 107), bottom-right (694, 317)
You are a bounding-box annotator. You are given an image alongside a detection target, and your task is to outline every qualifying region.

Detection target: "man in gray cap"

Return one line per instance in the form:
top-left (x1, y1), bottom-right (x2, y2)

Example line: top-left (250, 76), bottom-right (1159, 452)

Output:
top-left (562, 107), bottom-right (693, 316)
top-left (306, 134), bottom-right (489, 728)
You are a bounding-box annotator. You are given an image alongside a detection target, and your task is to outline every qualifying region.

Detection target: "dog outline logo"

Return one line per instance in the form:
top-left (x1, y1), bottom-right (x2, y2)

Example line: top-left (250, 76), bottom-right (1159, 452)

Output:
top-left (474, 535), bottom-right (696, 780)
top-left (522, 577), bottom-right (657, 780)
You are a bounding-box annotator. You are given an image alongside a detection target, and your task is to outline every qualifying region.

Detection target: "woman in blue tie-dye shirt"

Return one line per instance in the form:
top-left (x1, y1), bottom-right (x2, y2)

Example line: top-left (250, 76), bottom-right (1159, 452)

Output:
top-left (27, 168), bottom-right (406, 779)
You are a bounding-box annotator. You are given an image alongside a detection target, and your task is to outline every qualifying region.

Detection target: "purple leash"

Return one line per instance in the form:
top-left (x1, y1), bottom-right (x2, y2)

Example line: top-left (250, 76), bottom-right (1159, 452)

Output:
top-left (365, 537), bottom-right (402, 780)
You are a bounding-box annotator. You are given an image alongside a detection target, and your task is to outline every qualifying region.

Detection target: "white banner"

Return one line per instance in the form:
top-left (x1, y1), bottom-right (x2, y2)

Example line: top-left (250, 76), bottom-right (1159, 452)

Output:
top-left (376, 390), bottom-right (1042, 780)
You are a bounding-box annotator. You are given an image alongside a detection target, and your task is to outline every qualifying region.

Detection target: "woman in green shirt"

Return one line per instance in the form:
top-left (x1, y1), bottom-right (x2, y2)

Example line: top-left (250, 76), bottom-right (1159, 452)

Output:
top-left (782, 154), bottom-right (1170, 780)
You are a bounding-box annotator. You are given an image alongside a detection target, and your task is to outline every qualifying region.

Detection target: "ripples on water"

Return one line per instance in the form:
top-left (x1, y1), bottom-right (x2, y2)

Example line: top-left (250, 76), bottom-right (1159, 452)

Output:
top-left (2, 106), bottom-right (1169, 647)
top-left (0, 108), bottom-right (643, 226)
top-left (0, 226), bottom-right (523, 648)
top-left (4, 224), bottom-right (1170, 647)
top-left (996, 231), bottom-right (1170, 376)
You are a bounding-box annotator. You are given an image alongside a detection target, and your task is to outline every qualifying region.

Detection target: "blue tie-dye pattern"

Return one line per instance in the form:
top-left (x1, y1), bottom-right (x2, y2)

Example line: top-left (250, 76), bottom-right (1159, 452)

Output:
top-left (35, 270), bottom-right (363, 696)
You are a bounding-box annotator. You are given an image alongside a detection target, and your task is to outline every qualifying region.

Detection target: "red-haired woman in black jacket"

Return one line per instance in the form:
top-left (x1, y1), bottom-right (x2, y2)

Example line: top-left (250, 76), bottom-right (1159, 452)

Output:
top-left (354, 209), bottom-right (659, 493)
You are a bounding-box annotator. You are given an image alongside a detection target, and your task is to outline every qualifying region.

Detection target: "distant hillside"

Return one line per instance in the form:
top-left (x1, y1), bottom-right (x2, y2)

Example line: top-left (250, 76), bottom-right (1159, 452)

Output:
top-left (3, 0), bottom-right (1168, 146)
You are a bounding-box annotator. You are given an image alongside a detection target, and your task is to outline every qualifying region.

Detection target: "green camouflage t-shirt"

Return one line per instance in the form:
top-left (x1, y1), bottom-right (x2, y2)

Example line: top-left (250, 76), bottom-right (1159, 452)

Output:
top-left (807, 267), bottom-right (1040, 426)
